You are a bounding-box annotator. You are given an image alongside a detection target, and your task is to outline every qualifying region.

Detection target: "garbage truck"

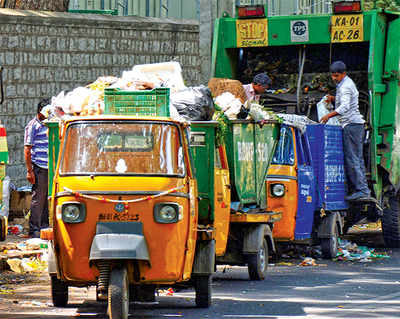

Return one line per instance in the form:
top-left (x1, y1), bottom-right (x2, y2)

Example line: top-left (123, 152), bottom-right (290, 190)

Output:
top-left (211, 0), bottom-right (400, 247)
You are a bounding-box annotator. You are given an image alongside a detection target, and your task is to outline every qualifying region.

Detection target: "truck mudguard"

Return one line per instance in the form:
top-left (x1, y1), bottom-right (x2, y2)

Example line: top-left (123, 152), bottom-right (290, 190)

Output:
top-left (243, 224), bottom-right (274, 254)
top-left (317, 212), bottom-right (343, 239)
top-left (47, 242), bottom-right (58, 275)
top-left (192, 239), bottom-right (216, 275)
top-left (89, 222), bottom-right (150, 261)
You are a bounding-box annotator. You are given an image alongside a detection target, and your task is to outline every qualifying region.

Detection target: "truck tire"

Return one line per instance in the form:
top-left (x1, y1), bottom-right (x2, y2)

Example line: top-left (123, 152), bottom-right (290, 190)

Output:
top-left (321, 222), bottom-right (339, 259)
top-left (194, 275), bottom-right (212, 308)
top-left (50, 275), bottom-right (68, 307)
top-left (108, 266), bottom-right (129, 319)
top-left (247, 239), bottom-right (268, 281)
top-left (382, 192), bottom-right (400, 248)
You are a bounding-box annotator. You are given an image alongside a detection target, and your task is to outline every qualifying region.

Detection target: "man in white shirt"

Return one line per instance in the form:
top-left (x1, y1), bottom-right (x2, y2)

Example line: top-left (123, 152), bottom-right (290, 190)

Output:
top-left (320, 61), bottom-right (370, 201)
top-left (243, 73), bottom-right (271, 103)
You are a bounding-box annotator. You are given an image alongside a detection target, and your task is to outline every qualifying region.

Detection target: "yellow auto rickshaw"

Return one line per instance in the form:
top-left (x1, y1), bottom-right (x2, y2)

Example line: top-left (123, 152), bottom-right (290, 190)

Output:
top-left (43, 113), bottom-right (216, 318)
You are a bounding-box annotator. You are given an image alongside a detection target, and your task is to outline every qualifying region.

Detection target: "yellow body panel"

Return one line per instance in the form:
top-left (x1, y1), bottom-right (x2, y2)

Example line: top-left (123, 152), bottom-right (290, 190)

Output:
top-left (51, 117), bottom-right (198, 286)
top-left (267, 126), bottom-right (299, 241)
top-left (54, 176), bottom-right (192, 284)
top-left (230, 211), bottom-right (282, 223)
top-left (214, 167), bottom-right (230, 256)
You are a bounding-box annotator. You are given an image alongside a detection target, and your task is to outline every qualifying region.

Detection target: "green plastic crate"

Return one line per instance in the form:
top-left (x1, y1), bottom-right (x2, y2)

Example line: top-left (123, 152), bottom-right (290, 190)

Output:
top-left (104, 88), bottom-right (170, 117)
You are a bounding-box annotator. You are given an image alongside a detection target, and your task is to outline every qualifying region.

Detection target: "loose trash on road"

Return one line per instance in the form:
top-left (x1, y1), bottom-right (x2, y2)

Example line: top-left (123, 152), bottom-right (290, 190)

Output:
top-left (0, 238), bottom-right (48, 273)
top-left (335, 239), bottom-right (390, 262)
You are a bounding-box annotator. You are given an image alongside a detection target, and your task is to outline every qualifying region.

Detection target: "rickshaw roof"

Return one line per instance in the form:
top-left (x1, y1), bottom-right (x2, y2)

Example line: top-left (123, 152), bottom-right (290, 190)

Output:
top-left (61, 115), bottom-right (188, 127)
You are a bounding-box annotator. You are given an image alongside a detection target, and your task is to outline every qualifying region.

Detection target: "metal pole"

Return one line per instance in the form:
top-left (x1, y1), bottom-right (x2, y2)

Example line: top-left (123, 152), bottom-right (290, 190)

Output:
top-left (0, 66), bottom-right (4, 105)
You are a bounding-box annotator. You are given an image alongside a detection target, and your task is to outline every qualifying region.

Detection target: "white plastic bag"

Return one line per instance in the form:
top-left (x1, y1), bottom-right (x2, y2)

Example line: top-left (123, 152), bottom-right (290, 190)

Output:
top-left (317, 95), bottom-right (340, 126)
top-left (0, 176), bottom-right (10, 218)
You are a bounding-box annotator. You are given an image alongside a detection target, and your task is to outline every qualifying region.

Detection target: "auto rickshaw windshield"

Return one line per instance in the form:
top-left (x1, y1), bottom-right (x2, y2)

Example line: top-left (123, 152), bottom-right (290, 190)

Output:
top-left (59, 121), bottom-right (185, 176)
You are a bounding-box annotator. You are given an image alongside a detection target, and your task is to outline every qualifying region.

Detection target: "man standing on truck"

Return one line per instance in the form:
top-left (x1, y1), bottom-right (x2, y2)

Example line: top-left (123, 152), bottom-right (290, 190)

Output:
top-left (243, 73), bottom-right (272, 102)
top-left (320, 61), bottom-right (371, 201)
top-left (24, 99), bottom-right (50, 238)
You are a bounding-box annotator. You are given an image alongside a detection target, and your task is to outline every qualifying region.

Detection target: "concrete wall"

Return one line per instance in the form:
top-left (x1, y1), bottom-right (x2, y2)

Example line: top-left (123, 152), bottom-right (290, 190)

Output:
top-left (0, 9), bottom-right (200, 187)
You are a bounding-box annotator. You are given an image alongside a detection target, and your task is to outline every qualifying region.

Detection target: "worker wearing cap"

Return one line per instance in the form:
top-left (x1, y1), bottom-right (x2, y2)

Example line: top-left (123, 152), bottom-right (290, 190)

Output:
top-left (24, 98), bottom-right (50, 238)
top-left (320, 61), bottom-right (370, 201)
top-left (243, 73), bottom-right (272, 103)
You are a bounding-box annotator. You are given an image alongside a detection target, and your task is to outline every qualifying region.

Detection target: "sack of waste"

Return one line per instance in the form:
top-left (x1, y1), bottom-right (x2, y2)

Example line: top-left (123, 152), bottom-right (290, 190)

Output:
top-left (317, 95), bottom-right (340, 126)
top-left (170, 85), bottom-right (215, 121)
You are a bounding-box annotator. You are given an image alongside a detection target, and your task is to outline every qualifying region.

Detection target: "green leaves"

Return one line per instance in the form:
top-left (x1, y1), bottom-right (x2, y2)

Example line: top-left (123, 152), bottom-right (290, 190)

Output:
top-left (364, 0), bottom-right (400, 11)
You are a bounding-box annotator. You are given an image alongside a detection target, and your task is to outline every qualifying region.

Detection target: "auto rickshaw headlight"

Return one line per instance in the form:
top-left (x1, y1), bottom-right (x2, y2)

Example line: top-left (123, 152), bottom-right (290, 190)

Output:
top-left (154, 203), bottom-right (179, 224)
top-left (62, 202), bottom-right (86, 223)
top-left (271, 183), bottom-right (285, 197)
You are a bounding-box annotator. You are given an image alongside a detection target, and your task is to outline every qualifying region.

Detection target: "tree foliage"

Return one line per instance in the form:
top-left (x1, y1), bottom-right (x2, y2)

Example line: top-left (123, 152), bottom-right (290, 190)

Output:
top-left (364, 0), bottom-right (400, 11)
top-left (0, 0), bottom-right (70, 11)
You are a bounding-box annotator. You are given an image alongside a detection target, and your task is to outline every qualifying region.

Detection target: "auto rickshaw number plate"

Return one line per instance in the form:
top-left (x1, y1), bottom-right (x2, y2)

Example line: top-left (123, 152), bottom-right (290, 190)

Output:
top-left (98, 212), bottom-right (140, 222)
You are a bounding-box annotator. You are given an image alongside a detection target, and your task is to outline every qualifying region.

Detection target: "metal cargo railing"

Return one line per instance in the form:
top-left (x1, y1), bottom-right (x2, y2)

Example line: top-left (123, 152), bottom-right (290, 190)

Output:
top-left (69, 0), bottom-right (199, 19)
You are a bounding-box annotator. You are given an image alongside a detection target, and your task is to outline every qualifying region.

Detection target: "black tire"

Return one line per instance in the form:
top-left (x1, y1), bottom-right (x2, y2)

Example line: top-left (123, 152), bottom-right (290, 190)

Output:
top-left (50, 275), bottom-right (68, 307)
top-left (108, 266), bottom-right (129, 319)
top-left (194, 275), bottom-right (212, 308)
top-left (382, 192), bottom-right (400, 248)
top-left (321, 222), bottom-right (339, 259)
top-left (247, 239), bottom-right (268, 281)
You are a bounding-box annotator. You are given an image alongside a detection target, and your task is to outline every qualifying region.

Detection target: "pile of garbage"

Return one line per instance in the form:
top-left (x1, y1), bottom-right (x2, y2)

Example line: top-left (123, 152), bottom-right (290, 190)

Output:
top-left (335, 239), bottom-right (390, 262)
top-left (42, 62), bottom-right (215, 123)
top-left (0, 238), bottom-right (48, 274)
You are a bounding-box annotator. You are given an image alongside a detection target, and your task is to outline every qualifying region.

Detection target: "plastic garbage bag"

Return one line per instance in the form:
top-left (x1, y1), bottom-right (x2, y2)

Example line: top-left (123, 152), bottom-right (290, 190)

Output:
top-left (0, 176), bottom-right (10, 218)
top-left (317, 95), bottom-right (340, 126)
top-left (276, 113), bottom-right (317, 133)
top-left (170, 86), bottom-right (214, 121)
top-left (214, 92), bottom-right (243, 119)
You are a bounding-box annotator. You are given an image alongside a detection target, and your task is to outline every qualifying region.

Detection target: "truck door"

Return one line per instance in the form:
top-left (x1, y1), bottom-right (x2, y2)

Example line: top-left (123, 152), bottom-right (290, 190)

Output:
top-left (381, 16), bottom-right (400, 188)
top-left (294, 130), bottom-right (316, 240)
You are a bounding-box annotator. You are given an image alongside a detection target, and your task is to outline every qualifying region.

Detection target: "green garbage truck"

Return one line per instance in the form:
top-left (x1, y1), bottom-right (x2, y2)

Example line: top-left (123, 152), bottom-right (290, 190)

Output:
top-left (211, 1), bottom-right (400, 247)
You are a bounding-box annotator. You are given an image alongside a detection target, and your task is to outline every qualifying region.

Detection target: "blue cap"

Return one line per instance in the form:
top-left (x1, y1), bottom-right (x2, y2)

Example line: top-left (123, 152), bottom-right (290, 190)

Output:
top-left (253, 73), bottom-right (272, 87)
top-left (330, 61), bottom-right (347, 73)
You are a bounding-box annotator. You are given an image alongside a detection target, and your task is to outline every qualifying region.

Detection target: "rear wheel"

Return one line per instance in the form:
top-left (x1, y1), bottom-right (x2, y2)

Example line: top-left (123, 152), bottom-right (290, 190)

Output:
top-left (50, 275), bottom-right (68, 307)
top-left (108, 266), bottom-right (129, 319)
top-left (194, 275), bottom-right (212, 308)
top-left (382, 192), bottom-right (400, 248)
top-left (247, 239), bottom-right (268, 281)
top-left (321, 222), bottom-right (339, 259)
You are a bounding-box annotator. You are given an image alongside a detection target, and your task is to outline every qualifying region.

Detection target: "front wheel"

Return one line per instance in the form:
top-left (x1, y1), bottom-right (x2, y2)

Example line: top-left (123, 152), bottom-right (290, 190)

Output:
top-left (382, 192), bottom-right (400, 248)
top-left (194, 275), bottom-right (212, 308)
top-left (321, 222), bottom-right (339, 259)
top-left (247, 239), bottom-right (268, 281)
top-left (50, 275), bottom-right (68, 307)
top-left (108, 266), bottom-right (129, 319)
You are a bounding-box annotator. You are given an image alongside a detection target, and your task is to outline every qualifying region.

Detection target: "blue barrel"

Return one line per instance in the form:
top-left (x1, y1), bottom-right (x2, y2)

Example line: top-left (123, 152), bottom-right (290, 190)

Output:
top-left (306, 124), bottom-right (348, 211)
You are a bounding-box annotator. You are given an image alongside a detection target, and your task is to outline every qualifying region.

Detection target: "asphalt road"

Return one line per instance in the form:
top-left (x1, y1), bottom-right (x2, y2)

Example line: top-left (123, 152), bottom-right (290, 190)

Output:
top-left (0, 229), bottom-right (399, 319)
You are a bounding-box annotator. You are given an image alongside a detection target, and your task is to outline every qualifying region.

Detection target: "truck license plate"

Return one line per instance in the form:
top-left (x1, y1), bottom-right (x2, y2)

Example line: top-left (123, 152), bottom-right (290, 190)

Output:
top-left (331, 14), bottom-right (363, 43)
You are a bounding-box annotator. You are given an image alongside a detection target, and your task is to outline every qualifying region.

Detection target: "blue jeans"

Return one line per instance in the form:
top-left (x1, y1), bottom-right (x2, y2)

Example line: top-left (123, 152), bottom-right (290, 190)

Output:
top-left (343, 124), bottom-right (370, 195)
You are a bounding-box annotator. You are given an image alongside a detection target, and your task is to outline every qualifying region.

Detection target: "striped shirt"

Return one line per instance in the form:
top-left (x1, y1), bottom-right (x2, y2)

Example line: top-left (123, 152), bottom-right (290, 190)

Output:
top-left (24, 117), bottom-right (48, 169)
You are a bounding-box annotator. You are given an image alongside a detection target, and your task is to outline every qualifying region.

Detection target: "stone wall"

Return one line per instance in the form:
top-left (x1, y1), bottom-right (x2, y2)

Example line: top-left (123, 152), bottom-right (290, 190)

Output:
top-left (0, 9), bottom-right (200, 187)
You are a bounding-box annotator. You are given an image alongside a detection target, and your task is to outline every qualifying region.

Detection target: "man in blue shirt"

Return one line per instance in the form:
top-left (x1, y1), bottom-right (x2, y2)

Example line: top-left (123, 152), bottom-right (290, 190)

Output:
top-left (24, 99), bottom-right (50, 238)
top-left (320, 61), bottom-right (371, 201)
